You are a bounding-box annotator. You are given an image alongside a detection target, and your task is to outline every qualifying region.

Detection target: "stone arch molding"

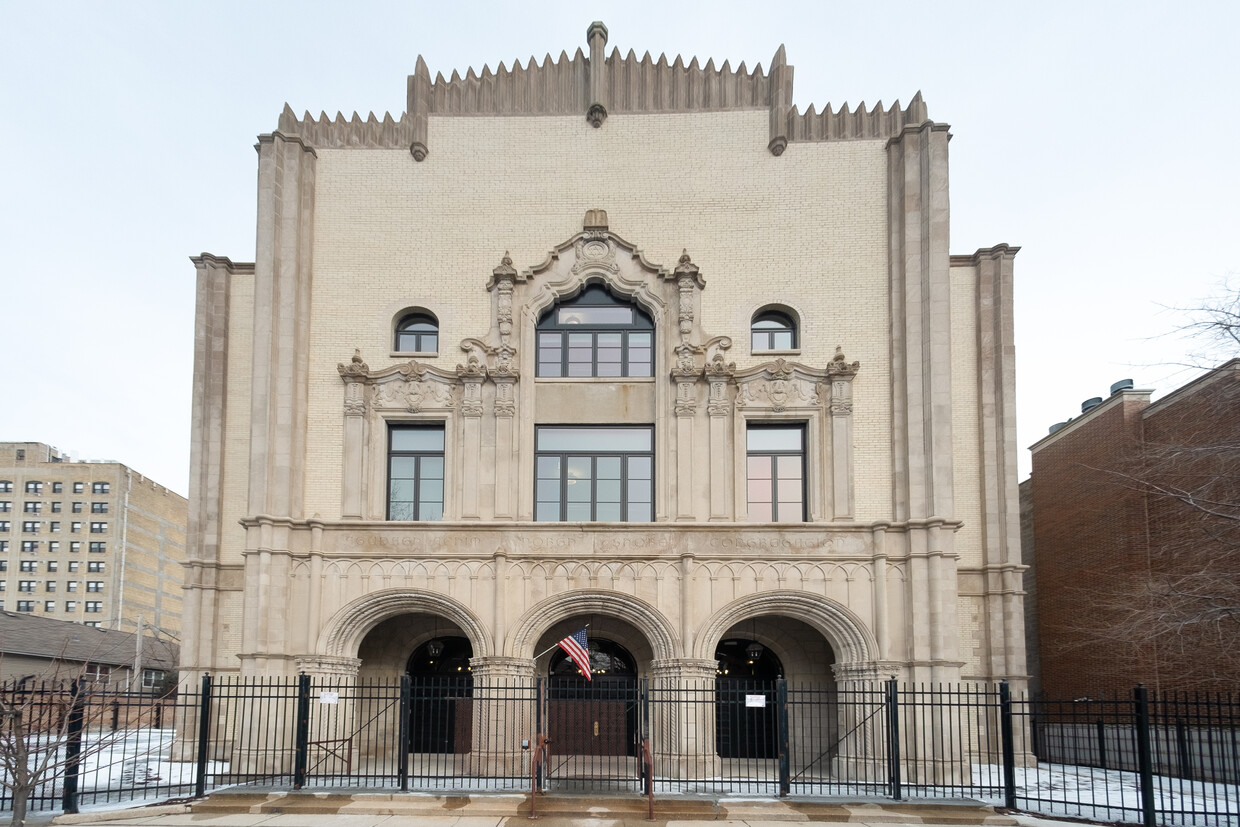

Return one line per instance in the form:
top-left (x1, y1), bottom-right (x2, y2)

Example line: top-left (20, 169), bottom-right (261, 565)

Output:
top-left (318, 588), bottom-right (493, 660)
top-left (508, 589), bottom-right (679, 661)
top-left (694, 590), bottom-right (876, 665)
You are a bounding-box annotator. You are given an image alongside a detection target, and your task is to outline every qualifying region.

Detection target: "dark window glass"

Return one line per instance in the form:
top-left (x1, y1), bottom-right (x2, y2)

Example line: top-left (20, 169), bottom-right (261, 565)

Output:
top-left (395, 312), bottom-right (439, 353)
top-left (746, 425), bottom-right (805, 523)
top-left (536, 285), bottom-right (654, 378)
top-left (751, 310), bottom-right (797, 351)
top-left (535, 426), bottom-right (653, 522)
top-left (388, 425), bottom-right (445, 520)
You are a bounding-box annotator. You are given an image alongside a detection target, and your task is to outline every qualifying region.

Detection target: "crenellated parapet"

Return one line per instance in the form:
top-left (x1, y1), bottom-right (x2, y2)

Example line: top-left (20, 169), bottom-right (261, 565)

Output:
top-left (267, 23), bottom-right (931, 159)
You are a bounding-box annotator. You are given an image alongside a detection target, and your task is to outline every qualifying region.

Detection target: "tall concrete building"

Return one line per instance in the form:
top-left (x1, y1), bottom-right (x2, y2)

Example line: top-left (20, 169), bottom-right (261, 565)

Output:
top-left (185, 23), bottom-right (1024, 704)
top-left (0, 442), bottom-right (186, 636)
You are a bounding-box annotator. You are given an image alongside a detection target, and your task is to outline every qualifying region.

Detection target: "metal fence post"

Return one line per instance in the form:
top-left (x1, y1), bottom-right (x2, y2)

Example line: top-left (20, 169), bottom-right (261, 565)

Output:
top-left (777, 679), bottom-right (790, 796)
top-left (885, 678), bottom-right (901, 801)
top-left (61, 681), bottom-right (85, 814)
top-left (1134, 685), bottom-right (1156, 827)
top-left (293, 673), bottom-right (311, 789)
top-left (397, 674), bottom-right (411, 791)
top-left (1096, 718), bottom-right (1107, 770)
top-left (999, 680), bottom-right (1017, 810)
top-left (194, 674), bottom-right (213, 798)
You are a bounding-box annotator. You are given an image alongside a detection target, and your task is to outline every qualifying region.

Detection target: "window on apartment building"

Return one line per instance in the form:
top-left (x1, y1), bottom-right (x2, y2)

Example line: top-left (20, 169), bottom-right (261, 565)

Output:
top-left (751, 309), bottom-right (799, 352)
top-left (89, 522), bottom-right (107, 533)
top-left (0, 481), bottom-right (11, 493)
top-left (20, 561), bottom-right (36, 572)
top-left (69, 542), bottom-right (80, 553)
top-left (71, 502), bottom-right (82, 513)
top-left (85, 601), bottom-right (102, 613)
top-left (536, 285), bottom-right (653, 378)
top-left (73, 483), bottom-right (84, 494)
top-left (71, 522), bottom-right (81, 533)
top-left (67, 581), bottom-right (78, 591)
top-left (51, 482), bottom-right (62, 493)
top-left (45, 581), bottom-right (55, 592)
top-left (394, 310), bottom-right (439, 353)
top-left (534, 426), bottom-right (653, 522)
top-left (0, 582), bottom-right (5, 591)
top-left (65, 600), bottom-right (76, 612)
top-left (50, 501), bottom-right (61, 512)
top-left (48, 541), bottom-right (59, 552)
top-left (0, 560), bottom-right (7, 571)
top-left (21, 541), bottom-right (38, 553)
top-left (49, 522), bottom-right (60, 533)
top-left (91, 502), bottom-right (108, 513)
top-left (142, 669), bottom-right (167, 690)
top-left (0, 541), bottom-right (7, 553)
top-left (89, 542), bottom-right (106, 553)
top-left (25, 481), bottom-right (43, 495)
top-left (92, 482), bottom-right (110, 494)
top-left (0, 501), bottom-right (8, 512)
top-left (44, 600), bottom-right (55, 612)
top-left (68, 561), bottom-right (79, 572)
top-left (0, 521), bottom-right (8, 533)
top-left (86, 581), bottom-right (103, 592)
top-left (17, 601), bottom-right (34, 612)
top-left (18, 581), bottom-right (35, 592)
top-left (87, 561), bottom-right (104, 573)
top-left (46, 561), bottom-right (57, 572)
top-left (23, 502), bottom-right (41, 513)
top-left (746, 424), bottom-right (806, 522)
top-left (21, 521), bottom-right (39, 533)
top-left (387, 426), bottom-right (445, 520)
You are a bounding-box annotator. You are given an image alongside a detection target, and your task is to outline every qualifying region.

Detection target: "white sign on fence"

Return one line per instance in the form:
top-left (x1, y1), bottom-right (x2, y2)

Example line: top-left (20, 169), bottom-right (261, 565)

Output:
top-left (745, 694), bottom-right (766, 708)
top-left (319, 691), bottom-right (339, 705)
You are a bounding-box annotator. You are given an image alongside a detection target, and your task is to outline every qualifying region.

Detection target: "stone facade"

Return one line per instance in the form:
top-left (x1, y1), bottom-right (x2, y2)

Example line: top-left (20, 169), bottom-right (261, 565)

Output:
top-left (184, 24), bottom-right (1025, 695)
top-left (0, 442), bottom-right (186, 636)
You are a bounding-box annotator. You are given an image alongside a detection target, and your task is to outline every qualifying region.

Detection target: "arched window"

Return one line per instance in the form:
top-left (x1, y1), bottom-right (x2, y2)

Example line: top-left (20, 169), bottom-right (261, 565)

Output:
top-left (536, 285), bottom-right (653, 377)
top-left (394, 311), bottom-right (439, 353)
top-left (751, 309), bottom-right (797, 352)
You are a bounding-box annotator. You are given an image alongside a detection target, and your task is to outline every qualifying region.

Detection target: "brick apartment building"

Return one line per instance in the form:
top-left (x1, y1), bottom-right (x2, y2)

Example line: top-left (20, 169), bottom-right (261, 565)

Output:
top-left (1026, 359), bottom-right (1240, 697)
top-left (0, 442), bottom-right (187, 636)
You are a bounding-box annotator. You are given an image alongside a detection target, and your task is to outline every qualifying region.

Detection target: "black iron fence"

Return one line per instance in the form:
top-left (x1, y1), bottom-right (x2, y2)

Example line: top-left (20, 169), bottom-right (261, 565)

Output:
top-left (2, 676), bottom-right (1236, 827)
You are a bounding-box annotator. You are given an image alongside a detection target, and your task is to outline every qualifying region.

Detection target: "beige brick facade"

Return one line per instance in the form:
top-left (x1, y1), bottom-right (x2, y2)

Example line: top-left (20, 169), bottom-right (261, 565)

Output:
top-left (184, 25), bottom-right (1025, 700)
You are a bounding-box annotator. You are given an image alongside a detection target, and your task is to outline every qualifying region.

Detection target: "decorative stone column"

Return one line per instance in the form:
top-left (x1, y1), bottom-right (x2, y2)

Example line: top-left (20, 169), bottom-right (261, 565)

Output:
top-left (647, 658), bottom-right (720, 780)
top-left (490, 253), bottom-right (521, 520)
top-left (705, 348), bottom-right (735, 521)
top-left (338, 351), bottom-right (369, 519)
top-left (470, 656), bottom-right (537, 777)
top-left (456, 359), bottom-right (487, 520)
top-left (826, 348), bottom-right (859, 520)
top-left (672, 346), bottom-right (700, 522)
top-left (586, 21), bottom-right (609, 127)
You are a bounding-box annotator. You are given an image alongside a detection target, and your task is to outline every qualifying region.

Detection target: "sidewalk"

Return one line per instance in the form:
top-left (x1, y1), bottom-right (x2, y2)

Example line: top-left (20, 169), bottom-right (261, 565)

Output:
top-left (29, 793), bottom-right (1098, 827)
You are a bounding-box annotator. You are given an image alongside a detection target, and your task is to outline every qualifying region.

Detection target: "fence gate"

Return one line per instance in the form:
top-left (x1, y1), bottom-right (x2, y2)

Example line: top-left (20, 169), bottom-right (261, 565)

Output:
top-left (541, 676), bottom-right (642, 791)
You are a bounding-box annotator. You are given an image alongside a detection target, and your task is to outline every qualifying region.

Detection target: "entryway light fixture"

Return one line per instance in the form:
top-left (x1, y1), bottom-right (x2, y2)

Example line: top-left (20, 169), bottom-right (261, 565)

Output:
top-left (747, 618), bottom-right (763, 661)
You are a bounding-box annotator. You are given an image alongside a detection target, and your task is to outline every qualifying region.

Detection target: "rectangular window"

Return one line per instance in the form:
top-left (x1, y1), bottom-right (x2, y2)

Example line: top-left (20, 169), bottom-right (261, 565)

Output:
top-left (45, 582), bottom-right (55, 592)
top-left (92, 482), bottom-right (110, 494)
top-left (20, 561), bottom-right (36, 572)
top-left (22, 521), bottom-right (39, 533)
top-left (67, 581), bottom-right (78, 591)
top-left (18, 581), bottom-right (35, 592)
top-left (0, 560), bottom-right (6, 571)
top-left (89, 541), bottom-right (106, 553)
top-left (23, 502), bottom-right (41, 513)
top-left (17, 601), bottom-right (34, 613)
top-left (89, 522), bottom-right (106, 533)
top-left (142, 669), bottom-right (166, 690)
top-left (0, 521), bottom-right (8, 533)
top-left (73, 482), bottom-right (84, 494)
top-left (44, 600), bottom-right (55, 612)
top-left (0, 481), bottom-right (10, 493)
top-left (0, 501), bottom-right (8, 512)
top-left (0, 541), bottom-right (6, 553)
top-left (25, 481), bottom-right (43, 495)
top-left (46, 561), bottom-right (57, 572)
top-left (50, 501), bottom-right (61, 512)
top-left (387, 426), bottom-right (445, 521)
top-left (87, 561), bottom-right (105, 573)
top-left (71, 522), bottom-right (82, 533)
top-left (534, 427), bottom-right (654, 522)
top-left (69, 542), bottom-right (80, 553)
top-left (746, 425), bottom-right (806, 523)
top-left (49, 522), bottom-right (60, 533)
top-left (87, 581), bottom-right (104, 592)
top-left (91, 502), bottom-right (108, 513)
top-left (85, 601), bottom-right (101, 613)
top-left (68, 561), bottom-right (79, 572)
top-left (47, 541), bottom-right (59, 553)
top-left (72, 502), bottom-right (83, 513)
top-left (52, 482), bottom-right (63, 494)
top-left (0, 581), bottom-right (4, 590)
top-left (21, 541), bottom-right (38, 553)
top-left (84, 621), bottom-right (100, 627)
top-left (65, 601), bottom-right (77, 612)
top-left (83, 663), bottom-right (109, 681)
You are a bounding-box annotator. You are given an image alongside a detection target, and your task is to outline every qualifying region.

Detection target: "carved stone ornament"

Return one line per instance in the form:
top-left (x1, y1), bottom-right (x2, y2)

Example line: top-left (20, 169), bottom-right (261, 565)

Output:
top-left (586, 102), bottom-right (608, 128)
top-left (337, 349), bottom-right (370, 378)
top-left (492, 252), bottom-right (517, 338)
top-left (364, 361), bottom-right (459, 413)
top-left (733, 357), bottom-right (856, 413)
top-left (572, 234), bottom-right (618, 275)
top-left (826, 346), bottom-right (861, 376)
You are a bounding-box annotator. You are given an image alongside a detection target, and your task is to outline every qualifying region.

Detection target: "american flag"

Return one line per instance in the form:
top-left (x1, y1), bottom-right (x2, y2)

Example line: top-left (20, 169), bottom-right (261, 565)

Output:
top-left (558, 628), bottom-right (591, 681)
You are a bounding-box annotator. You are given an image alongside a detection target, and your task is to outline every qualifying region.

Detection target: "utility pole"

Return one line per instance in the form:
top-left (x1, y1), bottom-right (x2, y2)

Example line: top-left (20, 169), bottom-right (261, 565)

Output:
top-left (133, 614), bottom-right (143, 691)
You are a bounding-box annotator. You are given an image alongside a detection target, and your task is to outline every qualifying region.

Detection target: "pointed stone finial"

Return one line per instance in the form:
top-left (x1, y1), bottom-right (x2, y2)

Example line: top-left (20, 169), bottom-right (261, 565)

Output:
top-left (675, 249), bottom-right (699, 277)
top-left (586, 21), bottom-right (609, 127)
top-left (586, 21), bottom-right (609, 46)
top-left (493, 251), bottom-right (517, 278)
top-left (583, 209), bottom-right (609, 231)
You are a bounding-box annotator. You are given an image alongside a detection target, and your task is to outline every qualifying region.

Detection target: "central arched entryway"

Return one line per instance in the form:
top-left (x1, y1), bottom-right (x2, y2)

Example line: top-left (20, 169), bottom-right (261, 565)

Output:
top-left (715, 637), bottom-right (785, 759)
top-left (407, 635), bottom-right (474, 754)
top-left (547, 637), bottom-right (639, 758)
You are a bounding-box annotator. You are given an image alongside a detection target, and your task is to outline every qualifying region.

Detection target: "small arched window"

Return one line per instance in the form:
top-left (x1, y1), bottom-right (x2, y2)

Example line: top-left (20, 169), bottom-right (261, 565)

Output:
top-left (751, 309), bottom-right (797, 352)
top-left (395, 311), bottom-right (439, 354)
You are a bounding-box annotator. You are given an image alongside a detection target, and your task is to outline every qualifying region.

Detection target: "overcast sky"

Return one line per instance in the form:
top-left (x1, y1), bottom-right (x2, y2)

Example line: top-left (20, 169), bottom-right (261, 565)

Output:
top-left (2, 1), bottom-right (1236, 497)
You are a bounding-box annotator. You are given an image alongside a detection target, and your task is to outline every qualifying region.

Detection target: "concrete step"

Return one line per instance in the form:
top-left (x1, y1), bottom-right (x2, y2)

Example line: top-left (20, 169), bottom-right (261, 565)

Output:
top-left (191, 790), bottom-right (1017, 823)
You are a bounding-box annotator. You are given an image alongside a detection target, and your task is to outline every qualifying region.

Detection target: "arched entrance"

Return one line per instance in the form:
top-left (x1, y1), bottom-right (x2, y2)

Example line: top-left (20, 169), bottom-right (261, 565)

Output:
top-left (407, 635), bottom-right (474, 754)
top-left (548, 638), bottom-right (639, 758)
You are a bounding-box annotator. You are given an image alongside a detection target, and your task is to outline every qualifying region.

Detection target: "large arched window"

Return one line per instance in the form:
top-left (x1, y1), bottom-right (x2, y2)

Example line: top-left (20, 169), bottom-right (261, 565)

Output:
top-left (536, 285), bottom-right (653, 377)
top-left (751, 309), bottom-right (797, 352)
top-left (394, 311), bottom-right (439, 354)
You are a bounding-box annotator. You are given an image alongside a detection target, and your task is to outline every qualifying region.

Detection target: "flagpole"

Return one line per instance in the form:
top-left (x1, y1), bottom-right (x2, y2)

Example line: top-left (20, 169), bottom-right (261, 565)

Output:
top-left (533, 623), bottom-right (589, 660)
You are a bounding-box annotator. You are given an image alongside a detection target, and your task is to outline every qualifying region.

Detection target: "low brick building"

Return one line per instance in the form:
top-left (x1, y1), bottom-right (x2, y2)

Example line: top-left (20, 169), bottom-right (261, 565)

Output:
top-left (1027, 360), bottom-right (1240, 697)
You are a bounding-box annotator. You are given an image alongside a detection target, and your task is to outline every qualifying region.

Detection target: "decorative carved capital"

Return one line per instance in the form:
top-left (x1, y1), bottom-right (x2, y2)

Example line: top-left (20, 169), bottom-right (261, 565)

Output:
top-left (492, 250), bottom-right (517, 280)
top-left (337, 349), bottom-right (369, 379)
top-left (826, 346), bottom-right (861, 376)
top-left (343, 397), bottom-right (366, 416)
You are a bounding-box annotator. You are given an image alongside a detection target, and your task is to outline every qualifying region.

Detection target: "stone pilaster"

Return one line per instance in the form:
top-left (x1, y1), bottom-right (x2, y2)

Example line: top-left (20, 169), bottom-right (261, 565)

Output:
top-left (705, 352), bottom-right (735, 521)
top-left (456, 362), bottom-right (487, 520)
top-left (338, 351), bottom-right (369, 519)
top-left (647, 658), bottom-right (719, 778)
top-left (672, 348), bottom-right (700, 522)
top-left (469, 656), bottom-right (537, 776)
top-left (826, 348), bottom-right (859, 520)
